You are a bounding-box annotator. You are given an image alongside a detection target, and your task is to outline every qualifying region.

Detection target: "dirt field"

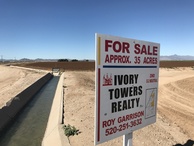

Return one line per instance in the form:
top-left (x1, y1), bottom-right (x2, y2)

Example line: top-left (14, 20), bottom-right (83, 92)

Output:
top-left (63, 68), bottom-right (194, 146)
top-left (11, 60), bottom-right (194, 71)
top-left (12, 61), bottom-right (95, 71)
top-left (160, 61), bottom-right (194, 68)
top-left (1, 62), bottom-right (194, 145)
top-left (0, 65), bottom-right (47, 108)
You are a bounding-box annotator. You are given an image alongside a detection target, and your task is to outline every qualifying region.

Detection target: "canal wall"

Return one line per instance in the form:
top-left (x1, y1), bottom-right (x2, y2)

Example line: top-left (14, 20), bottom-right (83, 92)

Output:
top-left (0, 73), bottom-right (53, 134)
top-left (42, 72), bottom-right (70, 146)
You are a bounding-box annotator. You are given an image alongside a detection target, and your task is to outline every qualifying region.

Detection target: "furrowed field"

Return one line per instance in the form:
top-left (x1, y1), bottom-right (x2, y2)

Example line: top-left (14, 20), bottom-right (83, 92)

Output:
top-left (12, 60), bottom-right (194, 71)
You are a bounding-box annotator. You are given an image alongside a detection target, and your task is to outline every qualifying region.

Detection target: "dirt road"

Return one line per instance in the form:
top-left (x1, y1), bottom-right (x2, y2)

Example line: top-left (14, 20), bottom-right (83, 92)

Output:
top-left (64, 68), bottom-right (194, 146)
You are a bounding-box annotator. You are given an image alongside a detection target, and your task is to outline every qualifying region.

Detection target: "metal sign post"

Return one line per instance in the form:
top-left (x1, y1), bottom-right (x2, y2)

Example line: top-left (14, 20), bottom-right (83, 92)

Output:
top-left (123, 133), bottom-right (133, 146)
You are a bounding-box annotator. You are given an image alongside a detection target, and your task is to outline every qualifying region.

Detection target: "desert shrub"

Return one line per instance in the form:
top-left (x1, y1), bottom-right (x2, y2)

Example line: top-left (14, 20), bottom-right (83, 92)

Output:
top-left (58, 59), bottom-right (68, 62)
top-left (63, 124), bottom-right (80, 137)
top-left (71, 59), bottom-right (78, 62)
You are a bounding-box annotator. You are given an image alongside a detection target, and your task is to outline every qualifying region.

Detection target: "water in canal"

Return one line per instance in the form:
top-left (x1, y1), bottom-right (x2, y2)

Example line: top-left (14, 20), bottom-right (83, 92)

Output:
top-left (0, 76), bottom-right (59, 146)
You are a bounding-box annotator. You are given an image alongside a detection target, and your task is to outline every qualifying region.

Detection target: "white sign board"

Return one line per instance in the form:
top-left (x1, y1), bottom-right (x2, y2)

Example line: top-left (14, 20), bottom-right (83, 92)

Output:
top-left (95, 34), bottom-right (160, 145)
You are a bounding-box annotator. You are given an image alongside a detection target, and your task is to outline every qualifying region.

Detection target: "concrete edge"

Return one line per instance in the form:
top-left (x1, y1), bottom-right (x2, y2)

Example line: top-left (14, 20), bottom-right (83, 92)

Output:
top-left (42, 72), bottom-right (70, 146)
top-left (0, 73), bottom-right (53, 134)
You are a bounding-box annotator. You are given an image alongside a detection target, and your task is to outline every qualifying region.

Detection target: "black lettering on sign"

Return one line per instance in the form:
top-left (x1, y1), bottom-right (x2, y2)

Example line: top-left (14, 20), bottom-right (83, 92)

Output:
top-left (109, 86), bottom-right (142, 100)
top-left (111, 97), bottom-right (140, 113)
top-left (114, 74), bottom-right (138, 86)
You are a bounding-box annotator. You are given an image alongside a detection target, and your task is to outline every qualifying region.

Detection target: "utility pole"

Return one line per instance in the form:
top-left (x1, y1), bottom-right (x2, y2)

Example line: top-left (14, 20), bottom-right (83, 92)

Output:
top-left (1, 55), bottom-right (3, 62)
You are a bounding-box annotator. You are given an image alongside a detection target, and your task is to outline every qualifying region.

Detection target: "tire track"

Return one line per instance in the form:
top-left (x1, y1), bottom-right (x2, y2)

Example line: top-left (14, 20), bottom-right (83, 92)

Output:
top-left (158, 77), bottom-right (194, 138)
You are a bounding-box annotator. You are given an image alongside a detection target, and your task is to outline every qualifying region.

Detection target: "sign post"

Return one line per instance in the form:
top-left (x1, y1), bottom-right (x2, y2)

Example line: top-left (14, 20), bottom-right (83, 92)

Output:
top-left (123, 132), bottom-right (133, 146)
top-left (95, 33), bottom-right (160, 145)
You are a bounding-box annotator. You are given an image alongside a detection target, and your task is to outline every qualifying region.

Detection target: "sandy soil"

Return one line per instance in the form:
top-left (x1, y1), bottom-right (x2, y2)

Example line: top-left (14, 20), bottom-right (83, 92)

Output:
top-left (64, 68), bottom-right (194, 146)
top-left (0, 65), bottom-right (47, 108)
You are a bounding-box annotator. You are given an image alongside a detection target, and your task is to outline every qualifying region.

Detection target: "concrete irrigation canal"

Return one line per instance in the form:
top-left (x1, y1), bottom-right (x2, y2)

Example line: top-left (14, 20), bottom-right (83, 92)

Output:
top-left (0, 76), bottom-right (60, 146)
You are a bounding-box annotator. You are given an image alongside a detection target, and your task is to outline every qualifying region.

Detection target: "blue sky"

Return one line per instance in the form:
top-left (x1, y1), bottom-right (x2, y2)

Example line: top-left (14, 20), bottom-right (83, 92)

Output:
top-left (0, 0), bottom-right (194, 60)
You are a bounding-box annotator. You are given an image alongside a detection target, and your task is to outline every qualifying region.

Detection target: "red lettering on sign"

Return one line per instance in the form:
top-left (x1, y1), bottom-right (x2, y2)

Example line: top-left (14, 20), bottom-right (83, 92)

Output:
top-left (102, 118), bottom-right (115, 128)
top-left (105, 40), bottom-right (112, 52)
top-left (105, 54), bottom-right (131, 64)
top-left (134, 44), bottom-right (158, 56)
top-left (105, 40), bottom-right (130, 53)
top-left (150, 74), bottom-right (155, 78)
top-left (153, 46), bottom-right (158, 55)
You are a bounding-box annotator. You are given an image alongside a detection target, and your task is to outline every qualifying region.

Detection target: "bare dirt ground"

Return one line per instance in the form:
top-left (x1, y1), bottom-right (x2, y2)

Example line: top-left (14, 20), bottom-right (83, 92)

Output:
top-left (0, 65), bottom-right (47, 108)
top-left (12, 60), bottom-right (194, 70)
top-left (64, 68), bottom-right (194, 146)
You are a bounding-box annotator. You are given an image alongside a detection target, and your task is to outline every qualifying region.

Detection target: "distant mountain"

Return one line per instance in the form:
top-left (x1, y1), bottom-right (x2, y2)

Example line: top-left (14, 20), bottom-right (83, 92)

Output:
top-left (2, 55), bottom-right (194, 63)
top-left (19, 58), bottom-right (32, 61)
top-left (34, 58), bottom-right (58, 62)
top-left (160, 54), bottom-right (194, 60)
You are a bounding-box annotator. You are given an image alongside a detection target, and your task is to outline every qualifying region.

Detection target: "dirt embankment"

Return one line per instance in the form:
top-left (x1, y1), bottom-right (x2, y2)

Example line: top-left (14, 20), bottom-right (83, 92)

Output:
top-left (63, 68), bottom-right (194, 146)
top-left (64, 71), bottom-right (95, 145)
top-left (0, 65), bottom-right (46, 108)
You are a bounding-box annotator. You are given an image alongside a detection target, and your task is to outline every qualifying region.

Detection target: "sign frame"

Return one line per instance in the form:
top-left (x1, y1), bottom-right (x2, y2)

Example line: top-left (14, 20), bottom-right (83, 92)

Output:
top-left (95, 33), bottom-right (160, 145)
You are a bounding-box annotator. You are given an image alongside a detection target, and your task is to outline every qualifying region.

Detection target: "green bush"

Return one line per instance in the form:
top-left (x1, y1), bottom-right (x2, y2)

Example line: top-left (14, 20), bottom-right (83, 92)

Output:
top-left (63, 124), bottom-right (80, 137)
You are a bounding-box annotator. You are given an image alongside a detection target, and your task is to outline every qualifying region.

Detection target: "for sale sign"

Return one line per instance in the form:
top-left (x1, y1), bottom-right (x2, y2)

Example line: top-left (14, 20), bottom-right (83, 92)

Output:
top-left (95, 34), bottom-right (160, 145)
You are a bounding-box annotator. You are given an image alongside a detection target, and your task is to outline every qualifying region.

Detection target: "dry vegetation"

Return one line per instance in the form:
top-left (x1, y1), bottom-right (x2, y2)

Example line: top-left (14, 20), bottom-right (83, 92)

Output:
top-left (12, 61), bottom-right (95, 71)
top-left (11, 61), bottom-right (194, 71)
top-left (160, 61), bottom-right (194, 68)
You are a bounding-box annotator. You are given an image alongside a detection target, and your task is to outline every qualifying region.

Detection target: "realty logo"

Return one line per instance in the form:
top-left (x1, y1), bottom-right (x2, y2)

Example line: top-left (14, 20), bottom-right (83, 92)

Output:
top-left (103, 73), bottom-right (112, 86)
